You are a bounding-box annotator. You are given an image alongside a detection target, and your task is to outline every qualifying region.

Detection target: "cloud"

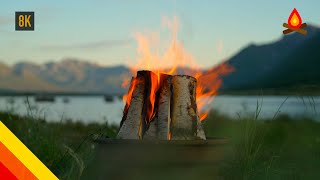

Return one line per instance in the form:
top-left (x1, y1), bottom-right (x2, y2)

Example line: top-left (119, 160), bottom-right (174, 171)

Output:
top-left (42, 39), bottom-right (133, 51)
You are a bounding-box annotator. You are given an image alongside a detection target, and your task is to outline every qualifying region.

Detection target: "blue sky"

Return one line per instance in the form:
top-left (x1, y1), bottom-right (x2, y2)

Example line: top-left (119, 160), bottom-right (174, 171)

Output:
top-left (0, 0), bottom-right (319, 67)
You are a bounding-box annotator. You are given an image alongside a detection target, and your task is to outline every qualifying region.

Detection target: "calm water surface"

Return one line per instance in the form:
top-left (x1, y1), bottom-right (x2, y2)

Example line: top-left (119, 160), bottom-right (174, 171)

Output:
top-left (0, 95), bottom-right (319, 124)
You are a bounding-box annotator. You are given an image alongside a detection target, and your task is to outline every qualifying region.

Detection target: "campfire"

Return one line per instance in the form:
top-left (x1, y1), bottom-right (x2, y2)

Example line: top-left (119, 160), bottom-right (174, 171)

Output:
top-left (283, 8), bottom-right (308, 35)
top-left (116, 17), bottom-right (234, 140)
top-left (118, 70), bottom-right (206, 140)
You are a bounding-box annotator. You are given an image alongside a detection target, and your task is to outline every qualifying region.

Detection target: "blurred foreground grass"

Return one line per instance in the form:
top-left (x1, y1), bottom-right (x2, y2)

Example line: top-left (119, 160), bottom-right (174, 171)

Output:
top-left (0, 112), bottom-right (118, 179)
top-left (205, 110), bottom-right (320, 179)
top-left (1, 109), bottom-right (320, 179)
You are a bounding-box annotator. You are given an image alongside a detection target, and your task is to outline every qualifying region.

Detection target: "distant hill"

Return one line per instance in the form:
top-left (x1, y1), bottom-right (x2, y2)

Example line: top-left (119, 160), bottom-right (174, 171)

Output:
top-left (0, 59), bottom-right (205, 95)
top-left (1, 25), bottom-right (320, 95)
top-left (221, 25), bottom-right (320, 93)
top-left (0, 59), bottom-right (131, 94)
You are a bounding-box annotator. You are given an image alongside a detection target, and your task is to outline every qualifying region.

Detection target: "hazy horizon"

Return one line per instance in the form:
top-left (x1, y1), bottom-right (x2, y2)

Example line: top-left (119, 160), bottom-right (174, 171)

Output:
top-left (1, 0), bottom-right (320, 67)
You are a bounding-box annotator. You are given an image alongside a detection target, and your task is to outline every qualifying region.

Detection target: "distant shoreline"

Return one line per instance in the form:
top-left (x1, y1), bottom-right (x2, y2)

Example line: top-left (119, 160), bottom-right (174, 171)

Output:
top-left (220, 88), bottom-right (320, 96)
top-left (1, 89), bottom-right (319, 96)
top-left (0, 91), bottom-right (123, 97)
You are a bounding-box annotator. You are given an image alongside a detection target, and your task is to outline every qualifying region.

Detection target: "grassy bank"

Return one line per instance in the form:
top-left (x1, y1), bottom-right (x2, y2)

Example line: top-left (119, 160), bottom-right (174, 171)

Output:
top-left (1, 110), bottom-right (320, 179)
top-left (0, 112), bottom-right (117, 179)
top-left (204, 110), bottom-right (320, 179)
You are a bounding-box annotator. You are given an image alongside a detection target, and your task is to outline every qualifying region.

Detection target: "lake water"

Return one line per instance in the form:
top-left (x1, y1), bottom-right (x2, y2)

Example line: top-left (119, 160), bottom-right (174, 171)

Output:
top-left (0, 95), bottom-right (319, 124)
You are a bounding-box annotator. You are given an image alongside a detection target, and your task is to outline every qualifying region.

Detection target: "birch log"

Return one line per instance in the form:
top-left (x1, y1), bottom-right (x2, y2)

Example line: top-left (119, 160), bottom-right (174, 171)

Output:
top-left (170, 75), bottom-right (206, 140)
top-left (156, 74), bottom-right (172, 140)
top-left (143, 74), bottom-right (172, 140)
top-left (117, 76), bottom-right (145, 139)
top-left (143, 117), bottom-right (158, 140)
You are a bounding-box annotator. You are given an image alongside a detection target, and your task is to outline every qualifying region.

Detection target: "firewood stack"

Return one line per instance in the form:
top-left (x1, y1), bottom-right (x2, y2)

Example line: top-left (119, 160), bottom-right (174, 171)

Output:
top-left (117, 70), bottom-right (206, 140)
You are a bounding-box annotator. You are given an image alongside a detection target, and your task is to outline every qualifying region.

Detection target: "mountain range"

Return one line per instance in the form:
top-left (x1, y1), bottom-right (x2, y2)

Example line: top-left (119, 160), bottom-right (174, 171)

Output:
top-left (1, 25), bottom-right (320, 95)
top-left (222, 25), bottom-right (320, 93)
top-left (0, 60), bottom-right (130, 94)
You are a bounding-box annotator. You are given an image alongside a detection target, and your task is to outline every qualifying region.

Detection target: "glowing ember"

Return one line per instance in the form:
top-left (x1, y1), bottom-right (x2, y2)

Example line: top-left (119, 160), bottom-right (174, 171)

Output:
top-left (288, 8), bottom-right (302, 28)
top-left (122, 16), bottom-right (234, 122)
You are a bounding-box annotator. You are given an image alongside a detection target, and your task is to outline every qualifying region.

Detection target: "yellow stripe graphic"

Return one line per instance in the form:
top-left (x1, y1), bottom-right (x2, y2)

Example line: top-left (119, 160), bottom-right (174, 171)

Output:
top-left (0, 121), bottom-right (58, 180)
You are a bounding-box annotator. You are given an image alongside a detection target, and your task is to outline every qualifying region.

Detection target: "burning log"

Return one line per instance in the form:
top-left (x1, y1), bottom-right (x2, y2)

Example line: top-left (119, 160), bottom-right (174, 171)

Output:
top-left (144, 74), bottom-right (172, 140)
top-left (143, 117), bottom-right (158, 140)
top-left (156, 74), bottom-right (172, 140)
top-left (170, 75), bottom-right (206, 140)
top-left (117, 77), bottom-right (145, 139)
top-left (118, 71), bottom-right (206, 140)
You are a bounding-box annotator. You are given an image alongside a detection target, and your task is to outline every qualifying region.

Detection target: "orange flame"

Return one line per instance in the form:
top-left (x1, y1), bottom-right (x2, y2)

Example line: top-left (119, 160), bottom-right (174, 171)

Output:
top-left (288, 8), bottom-right (302, 28)
top-left (123, 78), bottom-right (140, 113)
top-left (195, 64), bottom-right (234, 121)
top-left (146, 73), bottom-right (159, 123)
top-left (122, 16), bottom-right (234, 122)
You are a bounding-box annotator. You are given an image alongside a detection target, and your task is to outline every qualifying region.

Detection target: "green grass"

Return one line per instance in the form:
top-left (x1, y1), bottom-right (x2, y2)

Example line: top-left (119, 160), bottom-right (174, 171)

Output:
top-left (1, 107), bottom-right (320, 179)
top-left (204, 110), bottom-right (320, 179)
top-left (0, 112), bottom-right (118, 179)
